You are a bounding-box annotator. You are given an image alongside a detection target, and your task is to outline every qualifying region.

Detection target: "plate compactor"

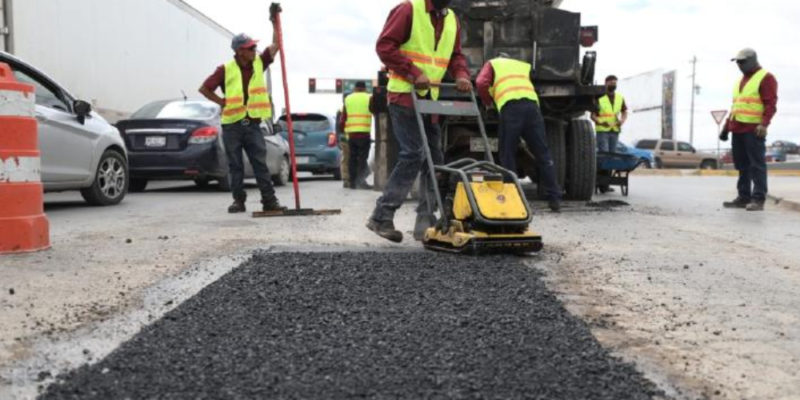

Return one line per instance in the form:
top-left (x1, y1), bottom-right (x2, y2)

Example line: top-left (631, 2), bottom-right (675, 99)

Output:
top-left (412, 84), bottom-right (543, 255)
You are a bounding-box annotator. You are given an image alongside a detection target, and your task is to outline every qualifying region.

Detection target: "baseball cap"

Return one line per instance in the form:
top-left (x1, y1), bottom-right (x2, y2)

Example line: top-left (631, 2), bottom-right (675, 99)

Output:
top-left (231, 33), bottom-right (259, 51)
top-left (731, 48), bottom-right (757, 61)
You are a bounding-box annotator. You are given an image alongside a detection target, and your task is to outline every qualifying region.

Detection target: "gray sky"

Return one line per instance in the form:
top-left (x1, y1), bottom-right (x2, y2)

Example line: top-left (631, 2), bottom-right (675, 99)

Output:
top-left (186, 0), bottom-right (799, 150)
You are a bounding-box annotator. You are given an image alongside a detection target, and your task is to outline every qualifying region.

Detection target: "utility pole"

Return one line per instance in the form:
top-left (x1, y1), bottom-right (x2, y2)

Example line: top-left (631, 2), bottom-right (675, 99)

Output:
top-left (689, 55), bottom-right (697, 145)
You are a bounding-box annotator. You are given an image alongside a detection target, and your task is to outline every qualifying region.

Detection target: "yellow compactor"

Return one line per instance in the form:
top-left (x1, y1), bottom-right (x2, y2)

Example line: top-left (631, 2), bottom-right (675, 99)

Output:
top-left (411, 85), bottom-right (543, 255)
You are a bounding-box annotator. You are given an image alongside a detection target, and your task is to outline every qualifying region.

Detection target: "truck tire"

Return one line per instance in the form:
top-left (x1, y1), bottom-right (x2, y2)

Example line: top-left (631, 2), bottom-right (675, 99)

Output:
top-left (538, 119), bottom-right (566, 199)
top-left (564, 119), bottom-right (597, 201)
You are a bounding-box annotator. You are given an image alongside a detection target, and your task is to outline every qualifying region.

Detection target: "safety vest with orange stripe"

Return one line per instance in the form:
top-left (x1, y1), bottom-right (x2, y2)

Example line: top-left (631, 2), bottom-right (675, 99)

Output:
top-left (386, 0), bottom-right (457, 101)
top-left (731, 69), bottom-right (768, 125)
top-left (596, 93), bottom-right (625, 133)
top-left (344, 92), bottom-right (372, 136)
top-left (221, 57), bottom-right (272, 124)
top-left (488, 58), bottom-right (538, 112)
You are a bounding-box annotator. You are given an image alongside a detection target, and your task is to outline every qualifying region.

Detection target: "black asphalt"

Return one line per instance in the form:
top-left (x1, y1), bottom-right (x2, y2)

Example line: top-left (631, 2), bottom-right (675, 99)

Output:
top-left (42, 252), bottom-right (660, 399)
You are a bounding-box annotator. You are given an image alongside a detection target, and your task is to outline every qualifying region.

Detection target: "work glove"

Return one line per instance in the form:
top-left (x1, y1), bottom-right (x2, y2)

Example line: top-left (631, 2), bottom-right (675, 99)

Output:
top-left (719, 127), bottom-right (729, 142)
top-left (269, 3), bottom-right (282, 22)
top-left (755, 124), bottom-right (768, 139)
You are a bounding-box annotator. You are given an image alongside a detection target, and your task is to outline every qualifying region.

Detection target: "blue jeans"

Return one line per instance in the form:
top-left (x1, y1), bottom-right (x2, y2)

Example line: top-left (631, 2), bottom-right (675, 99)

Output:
top-left (222, 121), bottom-right (275, 201)
top-left (732, 132), bottom-right (768, 202)
top-left (499, 100), bottom-right (561, 201)
top-left (371, 104), bottom-right (442, 222)
top-left (596, 131), bottom-right (619, 153)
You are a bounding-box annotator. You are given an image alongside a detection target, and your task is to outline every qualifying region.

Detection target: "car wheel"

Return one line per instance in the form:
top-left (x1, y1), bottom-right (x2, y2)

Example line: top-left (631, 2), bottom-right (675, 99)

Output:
top-left (700, 160), bottom-right (717, 170)
top-left (272, 156), bottom-right (291, 186)
top-left (194, 178), bottom-right (210, 188)
top-left (654, 157), bottom-right (663, 169)
top-left (331, 167), bottom-right (342, 181)
top-left (129, 178), bottom-right (148, 193)
top-left (80, 149), bottom-right (128, 206)
top-left (642, 159), bottom-right (652, 169)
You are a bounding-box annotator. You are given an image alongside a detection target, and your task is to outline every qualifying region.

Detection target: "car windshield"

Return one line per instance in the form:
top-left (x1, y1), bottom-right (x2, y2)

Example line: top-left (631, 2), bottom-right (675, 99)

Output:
top-left (278, 114), bottom-right (331, 132)
top-left (130, 101), bottom-right (219, 120)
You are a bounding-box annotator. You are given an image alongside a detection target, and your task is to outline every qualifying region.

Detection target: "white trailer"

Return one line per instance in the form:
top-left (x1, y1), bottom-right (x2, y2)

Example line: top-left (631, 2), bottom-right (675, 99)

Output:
top-left (1, 0), bottom-right (237, 121)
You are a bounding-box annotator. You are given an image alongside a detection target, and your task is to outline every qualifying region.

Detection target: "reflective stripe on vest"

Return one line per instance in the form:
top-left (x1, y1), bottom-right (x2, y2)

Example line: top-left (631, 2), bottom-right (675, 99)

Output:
top-left (386, 0), bottom-right (457, 101)
top-left (596, 93), bottom-right (624, 133)
top-left (488, 58), bottom-right (538, 112)
top-left (344, 92), bottom-right (372, 134)
top-left (221, 57), bottom-right (273, 124)
top-left (731, 69), bottom-right (768, 124)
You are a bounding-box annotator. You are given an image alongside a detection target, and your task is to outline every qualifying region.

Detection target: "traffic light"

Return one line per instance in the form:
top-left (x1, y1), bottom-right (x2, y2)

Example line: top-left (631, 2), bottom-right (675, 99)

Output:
top-left (335, 79), bottom-right (343, 94)
top-left (308, 78), bottom-right (316, 93)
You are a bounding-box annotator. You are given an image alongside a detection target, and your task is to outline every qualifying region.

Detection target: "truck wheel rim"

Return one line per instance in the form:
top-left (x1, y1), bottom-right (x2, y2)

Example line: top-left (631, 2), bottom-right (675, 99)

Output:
top-left (98, 157), bottom-right (125, 199)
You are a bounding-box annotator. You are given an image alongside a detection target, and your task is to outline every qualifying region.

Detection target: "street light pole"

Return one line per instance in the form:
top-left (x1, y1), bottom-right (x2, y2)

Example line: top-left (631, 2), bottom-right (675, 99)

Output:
top-left (689, 55), bottom-right (697, 146)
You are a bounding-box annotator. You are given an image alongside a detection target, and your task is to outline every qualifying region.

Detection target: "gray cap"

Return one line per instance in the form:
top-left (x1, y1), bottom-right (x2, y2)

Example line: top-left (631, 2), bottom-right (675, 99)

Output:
top-left (731, 48), bottom-right (757, 61)
top-left (231, 33), bottom-right (258, 51)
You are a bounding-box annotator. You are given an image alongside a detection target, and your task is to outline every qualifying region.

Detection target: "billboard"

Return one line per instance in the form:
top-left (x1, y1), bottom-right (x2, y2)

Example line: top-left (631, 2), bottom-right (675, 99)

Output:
top-left (617, 69), bottom-right (677, 144)
top-left (662, 71), bottom-right (676, 140)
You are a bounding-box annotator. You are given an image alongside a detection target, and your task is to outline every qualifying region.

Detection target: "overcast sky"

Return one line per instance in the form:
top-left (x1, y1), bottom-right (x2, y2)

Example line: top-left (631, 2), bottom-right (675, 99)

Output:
top-left (185, 0), bottom-right (799, 150)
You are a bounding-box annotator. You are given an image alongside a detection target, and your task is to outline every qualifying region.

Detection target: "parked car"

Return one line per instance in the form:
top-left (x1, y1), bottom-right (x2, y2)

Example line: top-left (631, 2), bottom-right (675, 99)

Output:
top-left (277, 113), bottom-right (341, 180)
top-left (634, 139), bottom-right (718, 169)
top-left (1, 51), bottom-right (128, 205)
top-left (116, 99), bottom-right (291, 192)
top-left (616, 141), bottom-right (655, 168)
top-left (720, 150), bottom-right (733, 167)
top-left (770, 140), bottom-right (799, 155)
top-left (766, 148), bottom-right (787, 163)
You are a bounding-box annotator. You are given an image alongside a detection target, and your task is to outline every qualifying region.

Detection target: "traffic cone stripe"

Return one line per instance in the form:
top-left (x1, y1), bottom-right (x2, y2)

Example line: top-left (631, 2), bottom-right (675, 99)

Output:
top-left (0, 156), bottom-right (41, 183)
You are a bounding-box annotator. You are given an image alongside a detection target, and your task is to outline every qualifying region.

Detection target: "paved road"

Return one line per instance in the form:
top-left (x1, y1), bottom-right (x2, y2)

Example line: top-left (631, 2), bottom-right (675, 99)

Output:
top-left (2, 175), bottom-right (799, 399)
top-left (41, 252), bottom-right (660, 399)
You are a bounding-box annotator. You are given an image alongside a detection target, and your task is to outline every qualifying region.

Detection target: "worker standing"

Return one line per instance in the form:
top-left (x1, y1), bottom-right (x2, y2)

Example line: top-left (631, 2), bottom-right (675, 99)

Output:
top-left (199, 20), bottom-right (284, 214)
top-left (339, 81), bottom-right (375, 190)
top-left (719, 48), bottom-right (778, 212)
top-left (591, 75), bottom-right (628, 153)
top-left (367, 0), bottom-right (473, 243)
top-left (476, 54), bottom-right (561, 212)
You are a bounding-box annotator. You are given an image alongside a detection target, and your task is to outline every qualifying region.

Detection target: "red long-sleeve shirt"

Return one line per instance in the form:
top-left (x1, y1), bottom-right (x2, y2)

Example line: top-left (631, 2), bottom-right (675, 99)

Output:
top-left (202, 49), bottom-right (274, 103)
top-left (375, 0), bottom-right (471, 108)
top-left (476, 62), bottom-right (537, 107)
top-left (726, 68), bottom-right (778, 133)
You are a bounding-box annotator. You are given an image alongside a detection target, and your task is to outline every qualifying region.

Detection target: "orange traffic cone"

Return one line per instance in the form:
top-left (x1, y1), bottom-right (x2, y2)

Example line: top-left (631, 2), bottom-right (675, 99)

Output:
top-left (0, 62), bottom-right (50, 254)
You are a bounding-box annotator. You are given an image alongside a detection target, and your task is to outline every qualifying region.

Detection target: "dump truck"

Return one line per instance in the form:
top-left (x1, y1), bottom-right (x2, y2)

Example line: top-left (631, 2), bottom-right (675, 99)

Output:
top-left (372, 0), bottom-right (604, 200)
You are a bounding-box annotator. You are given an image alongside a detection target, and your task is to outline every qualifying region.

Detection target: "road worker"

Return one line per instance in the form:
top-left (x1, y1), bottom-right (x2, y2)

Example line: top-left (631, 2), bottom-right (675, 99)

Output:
top-left (367, 0), bottom-right (473, 242)
top-left (719, 48), bottom-right (778, 212)
top-left (339, 81), bottom-right (375, 190)
top-left (476, 54), bottom-right (561, 212)
top-left (591, 75), bottom-right (628, 153)
top-left (198, 24), bottom-right (285, 214)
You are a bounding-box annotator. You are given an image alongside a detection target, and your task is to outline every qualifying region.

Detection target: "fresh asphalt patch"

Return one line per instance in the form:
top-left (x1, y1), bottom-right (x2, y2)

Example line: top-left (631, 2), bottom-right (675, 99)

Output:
top-left (41, 252), bottom-right (661, 399)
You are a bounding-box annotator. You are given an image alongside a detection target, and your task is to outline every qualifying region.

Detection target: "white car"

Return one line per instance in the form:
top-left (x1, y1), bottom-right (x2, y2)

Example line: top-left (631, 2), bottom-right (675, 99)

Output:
top-left (1, 51), bottom-right (128, 205)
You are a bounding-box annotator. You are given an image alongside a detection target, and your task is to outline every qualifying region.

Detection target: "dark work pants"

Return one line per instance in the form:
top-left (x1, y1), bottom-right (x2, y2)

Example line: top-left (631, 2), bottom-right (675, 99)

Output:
top-left (371, 104), bottom-right (442, 222)
top-left (222, 121), bottom-right (275, 202)
top-left (732, 132), bottom-right (768, 202)
top-left (348, 136), bottom-right (371, 187)
top-left (499, 100), bottom-right (562, 201)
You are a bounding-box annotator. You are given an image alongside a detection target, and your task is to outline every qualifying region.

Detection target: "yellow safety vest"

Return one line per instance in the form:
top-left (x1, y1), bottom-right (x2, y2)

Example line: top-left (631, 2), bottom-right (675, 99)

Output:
top-left (596, 93), bottom-right (625, 133)
top-left (386, 0), bottom-right (457, 101)
top-left (344, 92), bottom-right (372, 135)
top-left (731, 69), bottom-right (768, 124)
top-left (221, 57), bottom-right (272, 124)
top-left (488, 58), bottom-right (538, 112)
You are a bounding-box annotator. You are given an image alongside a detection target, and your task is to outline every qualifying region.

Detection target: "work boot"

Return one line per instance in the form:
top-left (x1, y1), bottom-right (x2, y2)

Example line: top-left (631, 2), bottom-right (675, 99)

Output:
top-left (228, 199), bottom-right (246, 213)
top-left (366, 218), bottom-right (403, 243)
top-left (261, 196), bottom-right (287, 212)
top-left (723, 197), bottom-right (749, 209)
top-left (745, 200), bottom-right (764, 211)
top-left (413, 214), bottom-right (437, 241)
top-left (548, 200), bottom-right (561, 213)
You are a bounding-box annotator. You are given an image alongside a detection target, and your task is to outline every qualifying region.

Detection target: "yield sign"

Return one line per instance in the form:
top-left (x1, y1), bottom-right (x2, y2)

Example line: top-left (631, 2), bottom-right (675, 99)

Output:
top-left (711, 110), bottom-right (728, 125)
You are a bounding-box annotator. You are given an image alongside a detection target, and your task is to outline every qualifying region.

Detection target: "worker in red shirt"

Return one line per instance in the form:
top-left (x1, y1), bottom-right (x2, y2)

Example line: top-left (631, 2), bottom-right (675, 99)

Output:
top-left (199, 22), bottom-right (284, 214)
top-left (366, 0), bottom-right (473, 243)
top-left (476, 53), bottom-right (561, 212)
top-left (719, 48), bottom-right (778, 211)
